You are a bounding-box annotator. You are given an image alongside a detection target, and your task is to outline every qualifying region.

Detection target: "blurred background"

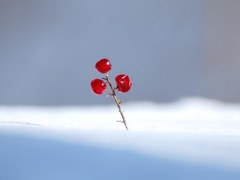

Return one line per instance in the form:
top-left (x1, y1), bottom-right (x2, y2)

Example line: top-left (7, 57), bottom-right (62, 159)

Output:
top-left (0, 0), bottom-right (240, 105)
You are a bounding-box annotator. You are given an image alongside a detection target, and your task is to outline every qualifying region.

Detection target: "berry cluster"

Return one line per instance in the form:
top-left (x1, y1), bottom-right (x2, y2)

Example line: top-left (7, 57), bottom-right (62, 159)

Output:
top-left (91, 58), bottom-right (132, 130)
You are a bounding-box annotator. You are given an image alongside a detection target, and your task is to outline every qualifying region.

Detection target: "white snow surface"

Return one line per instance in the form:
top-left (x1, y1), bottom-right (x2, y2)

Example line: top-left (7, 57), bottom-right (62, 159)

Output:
top-left (1, 98), bottom-right (240, 180)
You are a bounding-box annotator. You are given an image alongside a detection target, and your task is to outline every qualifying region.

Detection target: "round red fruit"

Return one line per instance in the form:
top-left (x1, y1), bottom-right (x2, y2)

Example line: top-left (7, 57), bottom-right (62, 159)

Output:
top-left (91, 79), bottom-right (107, 95)
top-left (95, 58), bottom-right (112, 74)
top-left (115, 74), bottom-right (132, 93)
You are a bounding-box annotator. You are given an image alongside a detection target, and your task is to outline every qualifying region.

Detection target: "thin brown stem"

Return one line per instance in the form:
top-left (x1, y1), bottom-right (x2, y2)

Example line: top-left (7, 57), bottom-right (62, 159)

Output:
top-left (105, 73), bottom-right (128, 131)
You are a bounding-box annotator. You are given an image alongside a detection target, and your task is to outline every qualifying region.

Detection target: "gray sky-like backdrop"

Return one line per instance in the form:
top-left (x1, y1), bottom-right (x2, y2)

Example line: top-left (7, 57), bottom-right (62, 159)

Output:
top-left (0, 0), bottom-right (240, 105)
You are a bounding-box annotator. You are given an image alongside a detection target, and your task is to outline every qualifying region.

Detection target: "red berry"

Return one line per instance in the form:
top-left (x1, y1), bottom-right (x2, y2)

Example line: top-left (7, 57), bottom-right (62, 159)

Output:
top-left (91, 79), bottom-right (107, 95)
top-left (95, 58), bottom-right (112, 74)
top-left (115, 74), bottom-right (132, 93)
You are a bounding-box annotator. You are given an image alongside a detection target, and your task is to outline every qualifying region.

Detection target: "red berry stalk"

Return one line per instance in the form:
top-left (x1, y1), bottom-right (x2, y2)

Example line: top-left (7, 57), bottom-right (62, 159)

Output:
top-left (91, 58), bottom-right (132, 131)
top-left (104, 73), bottom-right (128, 130)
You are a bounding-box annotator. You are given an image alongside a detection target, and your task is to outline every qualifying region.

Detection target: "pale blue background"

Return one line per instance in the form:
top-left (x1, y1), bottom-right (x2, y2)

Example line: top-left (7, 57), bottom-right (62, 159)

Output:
top-left (0, 0), bottom-right (239, 105)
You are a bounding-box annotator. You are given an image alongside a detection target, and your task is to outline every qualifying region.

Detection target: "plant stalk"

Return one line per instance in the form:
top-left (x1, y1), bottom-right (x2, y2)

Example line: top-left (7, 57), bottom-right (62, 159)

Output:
top-left (105, 73), bottom-right (128, 131)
